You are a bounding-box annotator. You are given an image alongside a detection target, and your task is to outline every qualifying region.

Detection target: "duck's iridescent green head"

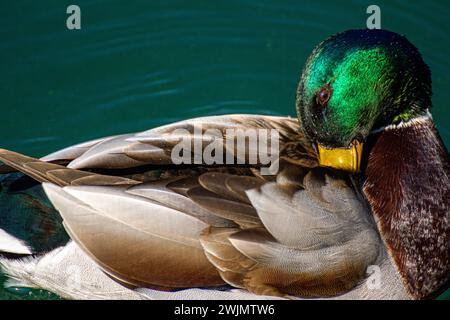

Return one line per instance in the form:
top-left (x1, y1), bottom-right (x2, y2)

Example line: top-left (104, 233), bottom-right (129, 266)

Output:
top-left (297, 29), bottom-right (431, 171)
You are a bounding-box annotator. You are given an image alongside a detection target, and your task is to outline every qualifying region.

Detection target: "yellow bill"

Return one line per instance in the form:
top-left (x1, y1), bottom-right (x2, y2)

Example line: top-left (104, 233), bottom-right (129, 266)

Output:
top-left (317, 140), bottom-right (363, 173)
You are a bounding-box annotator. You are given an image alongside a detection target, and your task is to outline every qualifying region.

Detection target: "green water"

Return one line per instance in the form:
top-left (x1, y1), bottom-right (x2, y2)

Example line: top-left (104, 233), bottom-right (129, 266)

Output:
top-left (0, 0), bottom-right (449, 300)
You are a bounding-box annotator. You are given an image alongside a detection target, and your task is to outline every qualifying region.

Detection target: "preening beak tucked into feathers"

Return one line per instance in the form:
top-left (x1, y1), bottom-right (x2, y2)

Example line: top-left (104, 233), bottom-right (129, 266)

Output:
top-left (317, 140), bottom-right (363, 173)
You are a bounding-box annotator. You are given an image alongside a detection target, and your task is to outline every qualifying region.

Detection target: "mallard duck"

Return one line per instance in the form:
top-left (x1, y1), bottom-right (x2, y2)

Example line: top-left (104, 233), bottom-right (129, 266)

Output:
top-left (0, 29), bottom-right (448, 300)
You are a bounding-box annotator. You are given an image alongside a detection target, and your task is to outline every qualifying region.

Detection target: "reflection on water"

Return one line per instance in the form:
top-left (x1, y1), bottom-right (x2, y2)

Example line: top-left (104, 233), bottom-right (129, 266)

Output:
top-left (0, 0), bottom-right (449, 299)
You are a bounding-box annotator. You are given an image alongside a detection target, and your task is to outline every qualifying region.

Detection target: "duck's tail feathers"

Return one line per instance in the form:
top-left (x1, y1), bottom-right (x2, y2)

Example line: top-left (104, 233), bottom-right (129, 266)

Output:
top-left (0, 229), bottom-right (33, 255)
top-left (0, 242), bottom-right (147, 300)
top-left (0, 171), bottom-right (69, 255)
top-left (0, 255), bottom-right (39, 289)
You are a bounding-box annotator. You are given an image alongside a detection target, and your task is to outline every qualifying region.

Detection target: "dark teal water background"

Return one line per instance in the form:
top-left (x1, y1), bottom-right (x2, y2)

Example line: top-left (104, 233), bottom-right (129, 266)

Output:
top-left (0, 0), bottom-right (448, 299)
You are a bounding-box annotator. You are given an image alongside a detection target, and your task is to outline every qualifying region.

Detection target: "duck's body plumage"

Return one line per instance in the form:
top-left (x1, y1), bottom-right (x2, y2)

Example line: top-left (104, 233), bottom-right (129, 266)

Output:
top-left (0, 115), bottom-right (378, 297)
top-left (0, 114), bottom-right (410, 299)
top-left (0, 29), bottom-right (448, 300)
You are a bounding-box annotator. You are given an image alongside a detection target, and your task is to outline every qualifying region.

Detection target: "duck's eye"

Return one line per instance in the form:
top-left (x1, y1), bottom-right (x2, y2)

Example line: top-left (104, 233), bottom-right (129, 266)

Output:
top-left (316, 86), bottom-right (331, 106)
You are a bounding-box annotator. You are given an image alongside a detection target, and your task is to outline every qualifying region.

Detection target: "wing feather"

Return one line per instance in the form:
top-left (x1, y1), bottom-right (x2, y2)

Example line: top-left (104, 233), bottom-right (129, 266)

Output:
top-left (63, 115), bottom-right (311, 170)
top-left (0, 149), bottom-right (139, 186)
top-left (126, 179), bottom-right (234, 227)
top-left (42, 183), bottom-right (224, 288)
